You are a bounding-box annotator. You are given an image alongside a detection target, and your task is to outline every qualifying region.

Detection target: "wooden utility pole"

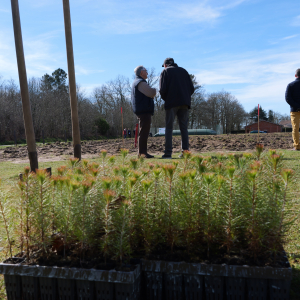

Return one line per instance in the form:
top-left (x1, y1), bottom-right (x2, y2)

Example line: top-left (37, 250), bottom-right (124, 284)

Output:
top-left (62, 0), bottom-right (81, 160)
top-left (11, 0), bottom-right (38, 172)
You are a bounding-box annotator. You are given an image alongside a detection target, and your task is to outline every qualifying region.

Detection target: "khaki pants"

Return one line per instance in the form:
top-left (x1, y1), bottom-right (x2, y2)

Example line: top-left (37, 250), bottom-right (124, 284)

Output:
top-left (290, 112), bottom-right (300, 149)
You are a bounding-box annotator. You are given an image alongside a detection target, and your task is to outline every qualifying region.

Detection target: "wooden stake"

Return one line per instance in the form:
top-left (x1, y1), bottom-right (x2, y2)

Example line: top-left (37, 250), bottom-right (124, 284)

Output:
top-left (62, 0), bottom-right (81, 160)
top-left (11, 0), bottom-right (38, 171)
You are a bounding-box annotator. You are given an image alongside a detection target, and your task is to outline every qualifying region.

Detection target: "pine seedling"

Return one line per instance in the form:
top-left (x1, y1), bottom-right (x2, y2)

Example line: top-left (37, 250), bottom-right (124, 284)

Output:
top-left (102, 189), bottom-right (116, 263)
top-left (141, 168), bottom-right (150, 177)
top-left (213, 162), bottom-right (224, 175)
top-left (179, 171), bottom-right (189, 202)
top-left (34, 169), bottom-right (51, 256)
top-left (215, 175), bottom-right (226, 218)
top-left (130, 158), bottom-right (139, 170)
top-left (203, 172), bottom-right (215, 257)
top-left (132, 171), bottom-right (142, 180)
top-left (90, 168), bottom-right (99, 178)
top-left (17, 180), bottom-right (25, 252)
top-left (57, 165), bottom-right (67, 176)
top-left (108, 155), bottom-right (116, 165)
top-left (23, 166), bottom-right (31, 259)
top-left (80, 181), bottom-right (92, 260)
top-left (113, 166), bottom-right (120, 175)
top-left (120, 148), bottom-right (129, 165)
top-left (64, 181), bottom-right (79, 257)
top-left (69, 158), bottom-right (79, 168)
top-left (142, 179), bottom-right (153, 254)
top-left (51, 176), bottom-right (60, 235)
top-left (152, 168), bottom-right (161, 221)
top-left (243, 152), bottom-right (253, 160)
top-left (225, 166), bottom-right (235, 254)
top-left (113, 176), bottom-right (122, 190)
top-left (183, 150), bottom-right (192, 171)
top-left (100, 150), bottom-right (108, 175)
top-left (0, 183), bottom-right (13, 258)
top-left (139, 155), bottom-right (145, 165)
top-left (112, 200), bottom-right (132, 264)
top-left (120, 166), bottom-right (129, 191)
top-left (276, 169), bottom-right (294, 249)
top-left (162, 164), bottom-right (176, 253)
top-left (247, 169), bottom-right (259, 259)
top-left (147, 163), bottom-right (155, 170)
top-left (101, 177), bottom-right (112, 190)
top-left (82, 159), bottom-right (89, 168)
top-left (255, 144), bottom-right (264, 160)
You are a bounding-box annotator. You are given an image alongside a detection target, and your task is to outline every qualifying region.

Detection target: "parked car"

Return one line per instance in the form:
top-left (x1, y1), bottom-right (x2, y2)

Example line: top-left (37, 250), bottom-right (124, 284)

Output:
top-left (250, 130), bottom-right (267, 133)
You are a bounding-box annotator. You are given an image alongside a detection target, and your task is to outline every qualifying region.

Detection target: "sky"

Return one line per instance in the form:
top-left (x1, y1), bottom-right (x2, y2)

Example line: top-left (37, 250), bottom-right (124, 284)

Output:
top-left (0, 0), bottom-right (299, 115)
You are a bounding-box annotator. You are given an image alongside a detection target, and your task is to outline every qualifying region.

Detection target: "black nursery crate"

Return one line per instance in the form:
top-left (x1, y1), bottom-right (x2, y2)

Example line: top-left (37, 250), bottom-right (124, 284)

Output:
top-left (4, 274), bottom-right (22, 300)
top-left (39, 277), bottom-right (58, 300)
top-left (0, 263), bottom-right (141, 300)
top-left (141, 258), bottom-right (292, 300)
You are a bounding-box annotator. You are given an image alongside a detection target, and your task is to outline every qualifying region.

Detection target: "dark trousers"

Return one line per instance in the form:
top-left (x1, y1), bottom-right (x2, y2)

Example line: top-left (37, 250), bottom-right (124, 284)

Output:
top-left (165, 106), bottom-right (189, 155)
top-left (136, 113), bottom-right (152, 155)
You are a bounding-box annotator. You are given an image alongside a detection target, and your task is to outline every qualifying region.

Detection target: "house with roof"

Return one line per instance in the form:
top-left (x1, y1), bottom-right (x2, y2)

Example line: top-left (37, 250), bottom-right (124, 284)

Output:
top-left (244, 120), bottom-right (282, 133)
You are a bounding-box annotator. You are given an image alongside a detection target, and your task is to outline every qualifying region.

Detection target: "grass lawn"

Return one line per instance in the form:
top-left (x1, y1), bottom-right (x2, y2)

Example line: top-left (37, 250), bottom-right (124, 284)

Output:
top-left (0, 149), bottom-right (299, 299)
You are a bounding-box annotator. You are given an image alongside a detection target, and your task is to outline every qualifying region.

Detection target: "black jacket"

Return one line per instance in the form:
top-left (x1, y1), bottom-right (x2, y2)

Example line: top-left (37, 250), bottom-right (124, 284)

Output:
top-left (159, 64), bottom-right (194, 110)
top-left (285, 78), bottom-right (300, 112)
top-left (131, 76), bottom-right (154, 115)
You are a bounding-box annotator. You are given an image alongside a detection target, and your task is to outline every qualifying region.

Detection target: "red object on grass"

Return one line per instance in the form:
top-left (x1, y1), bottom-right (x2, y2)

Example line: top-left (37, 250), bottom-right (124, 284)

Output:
top-left (134, 123), bottom-right (138, 148)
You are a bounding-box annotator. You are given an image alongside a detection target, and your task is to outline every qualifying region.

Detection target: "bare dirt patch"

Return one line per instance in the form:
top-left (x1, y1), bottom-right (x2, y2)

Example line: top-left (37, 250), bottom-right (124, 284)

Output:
top-left (0, 133), bottom-right (294, 162)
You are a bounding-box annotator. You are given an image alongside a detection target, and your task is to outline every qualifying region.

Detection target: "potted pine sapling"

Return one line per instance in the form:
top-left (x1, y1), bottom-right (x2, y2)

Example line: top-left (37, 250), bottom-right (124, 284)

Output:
top-left (141, 150), bottom-right (293, 300)
top-left (0, 155), bottom-right (141, 300)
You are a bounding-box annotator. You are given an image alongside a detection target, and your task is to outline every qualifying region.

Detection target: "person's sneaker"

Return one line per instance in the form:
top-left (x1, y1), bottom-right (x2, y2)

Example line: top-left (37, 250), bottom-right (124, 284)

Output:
top-left (292, 148), bottom-right (300, 151)
top-left (178, 153), bottom-right (183, 158)
top-left (161, 154), bottom-right (172, 159)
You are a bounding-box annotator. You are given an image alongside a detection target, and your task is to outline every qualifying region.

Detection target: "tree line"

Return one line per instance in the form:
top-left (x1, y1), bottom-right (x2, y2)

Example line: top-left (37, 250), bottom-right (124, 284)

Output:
top-left (0, 68), bottom-right (289, 143)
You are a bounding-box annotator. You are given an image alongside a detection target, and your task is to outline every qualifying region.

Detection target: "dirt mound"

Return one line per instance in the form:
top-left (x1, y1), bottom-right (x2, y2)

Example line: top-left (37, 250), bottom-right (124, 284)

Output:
top-left (0, 133), bottom-right (294, 162)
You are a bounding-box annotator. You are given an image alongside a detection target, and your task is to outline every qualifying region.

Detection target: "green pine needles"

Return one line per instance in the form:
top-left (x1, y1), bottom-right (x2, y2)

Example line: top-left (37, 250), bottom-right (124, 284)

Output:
top-left (0, 147), bottom-right (296, 266)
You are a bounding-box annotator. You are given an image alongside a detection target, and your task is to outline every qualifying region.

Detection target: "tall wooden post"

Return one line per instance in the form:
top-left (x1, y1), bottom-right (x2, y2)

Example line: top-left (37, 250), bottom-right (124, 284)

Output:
top-left (62, 0), bottom-right (81, 160)
top-left (11, 0), bottom-right (38, 172)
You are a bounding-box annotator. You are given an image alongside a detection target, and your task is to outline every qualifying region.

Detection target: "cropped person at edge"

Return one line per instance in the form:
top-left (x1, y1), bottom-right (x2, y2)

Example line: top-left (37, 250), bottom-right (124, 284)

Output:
top-left (131, 66), bottom-right (157, 158)
top-left (285, 68), bottom-right (300, 150)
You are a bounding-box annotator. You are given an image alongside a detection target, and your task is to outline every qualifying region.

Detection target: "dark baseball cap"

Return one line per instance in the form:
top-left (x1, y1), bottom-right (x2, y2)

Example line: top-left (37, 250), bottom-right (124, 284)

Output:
top-left (162, 58), bottom-right (174, 67)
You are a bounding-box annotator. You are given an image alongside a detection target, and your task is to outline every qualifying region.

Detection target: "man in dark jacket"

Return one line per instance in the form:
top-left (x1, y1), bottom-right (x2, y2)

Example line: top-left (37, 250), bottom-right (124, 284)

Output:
top-left (285, 68), bottom-right (300, 150)
top-left (131, 65), bottom-right (156, 158)
top-left (159, 58), bottom-right (194, 158)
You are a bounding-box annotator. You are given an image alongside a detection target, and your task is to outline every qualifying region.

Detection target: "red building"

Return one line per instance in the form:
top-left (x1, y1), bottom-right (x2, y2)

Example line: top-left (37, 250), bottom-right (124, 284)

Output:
top-left (245, 120), bottom-right (282, 133)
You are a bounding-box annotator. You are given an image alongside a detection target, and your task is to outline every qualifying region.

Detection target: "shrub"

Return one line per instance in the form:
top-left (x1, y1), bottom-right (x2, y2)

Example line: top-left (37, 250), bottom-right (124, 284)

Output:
top-left (95, 117), bottom-right (110, 136)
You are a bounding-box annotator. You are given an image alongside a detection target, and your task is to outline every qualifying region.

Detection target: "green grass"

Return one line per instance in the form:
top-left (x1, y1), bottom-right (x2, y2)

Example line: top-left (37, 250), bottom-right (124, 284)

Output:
top-left (0, 149), bottom-right (299, 299)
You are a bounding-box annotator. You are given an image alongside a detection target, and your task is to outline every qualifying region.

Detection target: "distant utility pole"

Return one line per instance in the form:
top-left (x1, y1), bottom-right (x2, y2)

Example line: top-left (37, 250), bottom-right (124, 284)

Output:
top-left (11, 0), bottom-right (38, 172)
top-left (62, 0), bottom-right (81, 160)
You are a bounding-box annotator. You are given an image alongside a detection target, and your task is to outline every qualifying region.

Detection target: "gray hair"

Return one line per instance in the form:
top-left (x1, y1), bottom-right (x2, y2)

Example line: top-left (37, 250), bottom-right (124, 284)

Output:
top-left (296, 68), bottom-right (300, 77)
top-left (134, 65), bottom-right (145, 76)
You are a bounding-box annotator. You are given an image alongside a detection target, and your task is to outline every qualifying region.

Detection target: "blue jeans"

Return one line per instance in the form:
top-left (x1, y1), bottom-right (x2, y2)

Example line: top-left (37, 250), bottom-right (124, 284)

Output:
top-left (165, 106), bottom-right (189, 155)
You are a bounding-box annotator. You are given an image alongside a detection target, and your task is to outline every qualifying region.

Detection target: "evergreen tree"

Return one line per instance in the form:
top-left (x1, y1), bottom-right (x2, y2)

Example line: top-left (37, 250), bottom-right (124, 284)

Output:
top-left (249, 106), bottom-right (268, 122)
top-left (268, 110), bottom-right (275, 123)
